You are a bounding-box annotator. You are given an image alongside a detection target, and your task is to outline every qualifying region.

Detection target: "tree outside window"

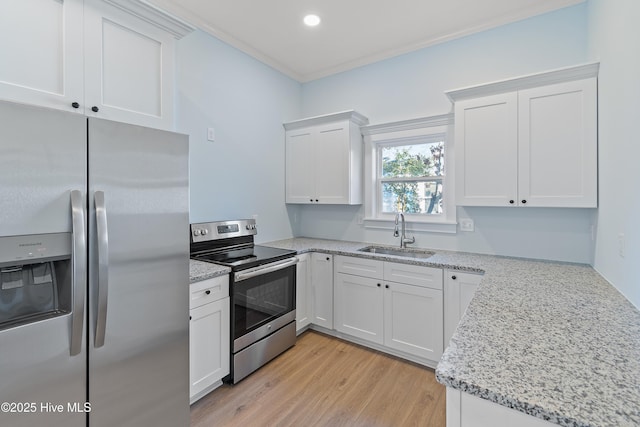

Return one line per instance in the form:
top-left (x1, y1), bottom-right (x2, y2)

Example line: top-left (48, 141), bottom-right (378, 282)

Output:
top-left (380, 140), bottom-right (444, 215)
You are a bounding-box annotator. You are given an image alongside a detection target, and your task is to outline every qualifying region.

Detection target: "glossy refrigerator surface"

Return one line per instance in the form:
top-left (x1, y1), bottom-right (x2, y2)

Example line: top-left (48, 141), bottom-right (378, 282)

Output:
top-left (0, 101), bottom-right (189, 427)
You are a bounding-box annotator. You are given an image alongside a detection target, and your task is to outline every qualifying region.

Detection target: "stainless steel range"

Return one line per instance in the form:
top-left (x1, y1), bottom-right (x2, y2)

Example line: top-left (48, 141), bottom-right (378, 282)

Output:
top-left (190, 219), bottom-right (298, 383)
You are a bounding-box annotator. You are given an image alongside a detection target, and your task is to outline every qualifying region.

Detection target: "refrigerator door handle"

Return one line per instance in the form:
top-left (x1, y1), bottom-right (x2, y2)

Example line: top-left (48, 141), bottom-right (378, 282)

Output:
top-left (94, 191), bottom-right (109, 348)
top-left (70, 190), bottom-right (86, 356)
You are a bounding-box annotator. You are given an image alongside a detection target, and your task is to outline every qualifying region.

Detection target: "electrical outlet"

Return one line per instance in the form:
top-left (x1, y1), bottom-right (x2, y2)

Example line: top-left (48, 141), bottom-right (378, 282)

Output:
top-left (459, 218), bottom-right (475, 232)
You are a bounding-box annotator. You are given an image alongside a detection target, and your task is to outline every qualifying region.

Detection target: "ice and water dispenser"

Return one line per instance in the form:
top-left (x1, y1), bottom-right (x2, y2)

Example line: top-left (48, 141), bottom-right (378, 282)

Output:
top-left (0, 233), bottom-right (72, 330)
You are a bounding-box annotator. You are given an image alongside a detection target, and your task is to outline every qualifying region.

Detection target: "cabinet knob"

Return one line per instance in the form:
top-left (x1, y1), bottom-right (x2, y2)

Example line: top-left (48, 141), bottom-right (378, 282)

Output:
top-left (385, 284), bottom-right (389, 289)
top-left (521, 200), bottom-right (527, 204)
top-left (451, 275), bottom-right (457, 280)
top-left (315, 199), bottom-right (319, 202)
top-left (71, 102), bottom-right (80, 109)
top-left (91, 106), bottom-right (99, 112)
top-left (309, 199), bottom-right (313, 202)
top-left (377, 283), bottom-right (381, 287)
top-left (509, 200), bottom-right (515, 204)
top-left (205, 290), bottom-right (211, 295)
top-left (189, 316), bottom-right (192, 321)
top-left (326, 257), bottom-right (330, 261)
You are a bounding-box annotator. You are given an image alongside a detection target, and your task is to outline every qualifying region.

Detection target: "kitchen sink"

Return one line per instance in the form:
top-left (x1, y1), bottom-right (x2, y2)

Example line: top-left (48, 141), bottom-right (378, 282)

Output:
top-left (357, 246), bottom-right (435, 259)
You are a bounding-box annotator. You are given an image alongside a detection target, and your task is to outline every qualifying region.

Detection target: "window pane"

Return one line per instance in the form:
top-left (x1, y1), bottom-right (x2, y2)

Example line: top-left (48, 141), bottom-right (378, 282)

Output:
top-left (382, 181), bottom-right (443, 214)
top-left (381, 142), bottom-right (444, 178)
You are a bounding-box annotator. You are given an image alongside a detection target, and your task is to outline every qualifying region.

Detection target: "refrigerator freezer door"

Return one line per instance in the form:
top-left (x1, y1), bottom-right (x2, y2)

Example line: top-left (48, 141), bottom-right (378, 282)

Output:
top-left (0, 101), bottom-right (87, 427)
top-left (87, 118), bottom-right (189, 427)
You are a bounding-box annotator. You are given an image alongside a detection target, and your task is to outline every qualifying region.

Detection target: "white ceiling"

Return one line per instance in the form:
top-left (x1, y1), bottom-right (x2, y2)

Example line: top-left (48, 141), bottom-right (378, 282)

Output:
top-left (146, 0), bottom-right (585, 82)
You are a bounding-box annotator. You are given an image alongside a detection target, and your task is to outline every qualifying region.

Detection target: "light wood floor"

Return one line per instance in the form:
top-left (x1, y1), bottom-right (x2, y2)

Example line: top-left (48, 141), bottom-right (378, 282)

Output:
top-left (190, 330), bottom-right (446, 427)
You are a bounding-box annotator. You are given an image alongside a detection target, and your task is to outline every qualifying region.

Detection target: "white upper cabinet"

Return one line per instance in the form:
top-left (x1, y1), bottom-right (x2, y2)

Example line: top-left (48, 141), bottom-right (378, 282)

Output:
top-left (284, 111), bottom-right (369, 205)
top-left (0, 0), bottom-right (84, 112)
top-left (450, 64), bottom-right (599, 208)
top-left (0, 0), bottom-right (193, 129)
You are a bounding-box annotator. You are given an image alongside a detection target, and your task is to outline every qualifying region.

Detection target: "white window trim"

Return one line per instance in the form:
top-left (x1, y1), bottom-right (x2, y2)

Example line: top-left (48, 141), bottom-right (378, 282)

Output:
top-left (361, 113), bottom-right (457, 234)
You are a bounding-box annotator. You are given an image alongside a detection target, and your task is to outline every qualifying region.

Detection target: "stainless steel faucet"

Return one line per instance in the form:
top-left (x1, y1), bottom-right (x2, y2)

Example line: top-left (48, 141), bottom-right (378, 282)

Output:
top-left (393, 213), bottom-right (415, 248)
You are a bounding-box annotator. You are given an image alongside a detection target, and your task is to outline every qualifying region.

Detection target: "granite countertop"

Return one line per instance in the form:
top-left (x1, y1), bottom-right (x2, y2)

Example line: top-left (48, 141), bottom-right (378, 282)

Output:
top-left (262, 237), bottom-right (640, 427)
top-left (189, 259), bottom-right (231, 283)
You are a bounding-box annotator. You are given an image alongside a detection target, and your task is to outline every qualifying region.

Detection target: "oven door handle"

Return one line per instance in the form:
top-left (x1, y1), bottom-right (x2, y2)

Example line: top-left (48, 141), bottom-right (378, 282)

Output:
top-left (234, 257), bottom-right (299, 282)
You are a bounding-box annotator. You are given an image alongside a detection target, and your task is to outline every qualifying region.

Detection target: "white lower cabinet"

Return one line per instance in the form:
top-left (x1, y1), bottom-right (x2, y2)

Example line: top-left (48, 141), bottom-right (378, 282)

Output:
top-left (335, 272), bottom-right (384, 344)
top-left (311, 253), bottom-right (334, 329)
top-left (384, 281), bottom-right (443, 360)
top-left (447, 389), bottom-right (556, 427)
top-left (334, 255), bottom-right (444, 363)
top-left (295, 253), bottom-right (311, 332)
top-left (189, 275), bottom-right (230, 404)
top-left (444, 270), bottom-right (483, 348)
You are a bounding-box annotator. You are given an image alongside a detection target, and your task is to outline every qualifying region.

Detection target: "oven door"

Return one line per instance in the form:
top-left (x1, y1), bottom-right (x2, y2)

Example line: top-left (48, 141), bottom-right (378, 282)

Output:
top-left (232, 258), bottom-right (297, 352)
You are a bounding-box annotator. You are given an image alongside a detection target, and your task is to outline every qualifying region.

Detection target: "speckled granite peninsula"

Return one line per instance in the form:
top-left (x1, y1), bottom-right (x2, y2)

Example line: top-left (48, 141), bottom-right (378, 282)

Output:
top-left (262, 237), bottom-right (640, 427)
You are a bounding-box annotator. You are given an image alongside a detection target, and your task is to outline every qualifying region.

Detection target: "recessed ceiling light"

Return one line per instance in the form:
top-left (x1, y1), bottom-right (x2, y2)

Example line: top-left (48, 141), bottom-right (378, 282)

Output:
top-left (303, 14), bottom-right (321, 27)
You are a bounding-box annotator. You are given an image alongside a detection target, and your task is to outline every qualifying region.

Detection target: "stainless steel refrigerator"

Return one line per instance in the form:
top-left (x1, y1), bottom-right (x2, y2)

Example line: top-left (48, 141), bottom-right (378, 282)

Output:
top-left (0, 101), bottom-right (190, 427)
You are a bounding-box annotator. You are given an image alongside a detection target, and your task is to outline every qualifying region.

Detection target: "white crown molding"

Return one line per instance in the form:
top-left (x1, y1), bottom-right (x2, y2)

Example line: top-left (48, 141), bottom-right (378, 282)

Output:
top-left (283, 110), bottom-right (369, 130)
top-left (361, 114), bottom-right (454, 136)
top-left (445, 62), bottom-right (600, 102)
top-left (103, 0), bottom-right (194, 39)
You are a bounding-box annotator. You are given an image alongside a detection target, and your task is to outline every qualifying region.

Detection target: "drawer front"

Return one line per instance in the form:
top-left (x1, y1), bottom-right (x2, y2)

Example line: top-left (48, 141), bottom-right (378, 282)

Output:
top-left (383, 262), bottom-right (443, 290)
top-left (190, 275), bottom-right (229, 309)
top-left (334, 255), bottom-right (383, 279)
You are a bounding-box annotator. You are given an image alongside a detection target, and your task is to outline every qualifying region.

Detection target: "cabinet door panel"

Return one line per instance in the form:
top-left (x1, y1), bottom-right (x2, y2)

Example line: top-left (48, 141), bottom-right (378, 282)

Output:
top-left (84, 0), bottom-right (174, 129)
top-left (189, 298), bottom-right (230, 400)
top-left (285, 131), bottom-right (315, 203)
top-left (295, 254), bottom-right (311, 331)
top-left (384, 282), bottom-right (443, 360)
top-left (311, 253), bottom-right (334, 329)
top-left (0, 0), bottom-right (83, 112)
top-left (335, 273), bottom-right (383, 344)
top-left (444, 271), bottom-right (482, 348)
top-left (315, 123), bottom-right (350, 204)
top-left (518, 79), bottom-right (597, 207)
top-left (455, 93), bottom-right (518, 206)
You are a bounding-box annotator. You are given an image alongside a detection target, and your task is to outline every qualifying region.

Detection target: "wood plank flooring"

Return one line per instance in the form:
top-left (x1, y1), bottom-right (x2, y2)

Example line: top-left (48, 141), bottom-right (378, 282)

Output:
top-left (190, 330), bottom-right (446, 427)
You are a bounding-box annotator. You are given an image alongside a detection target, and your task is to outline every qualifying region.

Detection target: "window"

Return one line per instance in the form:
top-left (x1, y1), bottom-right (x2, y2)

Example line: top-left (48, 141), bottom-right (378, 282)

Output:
top-left (362, 114), bottom-right (456, 233)
top-left (379, 137), bottom-right (445, 216)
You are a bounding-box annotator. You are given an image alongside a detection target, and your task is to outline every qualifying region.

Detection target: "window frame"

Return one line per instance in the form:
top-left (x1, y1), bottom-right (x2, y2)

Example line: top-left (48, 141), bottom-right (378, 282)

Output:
top-left (362, 114), bottom-right (457, 234)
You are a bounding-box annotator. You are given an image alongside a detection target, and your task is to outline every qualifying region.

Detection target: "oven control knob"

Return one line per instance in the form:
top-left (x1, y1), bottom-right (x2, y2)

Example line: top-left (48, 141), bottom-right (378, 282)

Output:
top-left (192, 230), bottom-right (200, 236)
top-left (202, 229), bottom-right (208, 235)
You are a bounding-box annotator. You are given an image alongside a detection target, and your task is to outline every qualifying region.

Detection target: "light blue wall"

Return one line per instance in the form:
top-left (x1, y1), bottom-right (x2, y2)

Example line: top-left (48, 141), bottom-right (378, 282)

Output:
top-left (294, 4), bottom-right (594, 264)
top-left (176, 30), bottom-right (302, 243)
top-left (588, 0), bottom-right (640, 308)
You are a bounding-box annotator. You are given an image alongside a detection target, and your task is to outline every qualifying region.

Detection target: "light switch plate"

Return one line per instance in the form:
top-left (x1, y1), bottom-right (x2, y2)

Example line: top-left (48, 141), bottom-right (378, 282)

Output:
top-left (207, 127), bottom-right (215, 141)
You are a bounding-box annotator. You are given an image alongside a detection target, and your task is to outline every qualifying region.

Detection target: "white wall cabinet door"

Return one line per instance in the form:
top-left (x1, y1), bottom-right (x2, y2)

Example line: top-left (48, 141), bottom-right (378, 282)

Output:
top-left (334, 272), bottom-right (384, 344)
top-left (0, 0), bottom-right (84, 112)
top-left (189, 297), bottom-right (230, 403)
top-left (444, 270), bottom-right (483, 348)
top-left (285, 130), bottom-right (316, 203)
top-left (311, 253), bottom-right (334, 329)
top-left (455, 92), bottom-right (519, 206)
top-left (295, 253), bottom-right (311, 332)
top-left (384, 281), bottom-right (443, 361)
top-left (518, 79), bottom-right (597, 207)
top-left (314, 123), bottom-right (351, 204)
top-left (84, 0), bottom-right (175, 130)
